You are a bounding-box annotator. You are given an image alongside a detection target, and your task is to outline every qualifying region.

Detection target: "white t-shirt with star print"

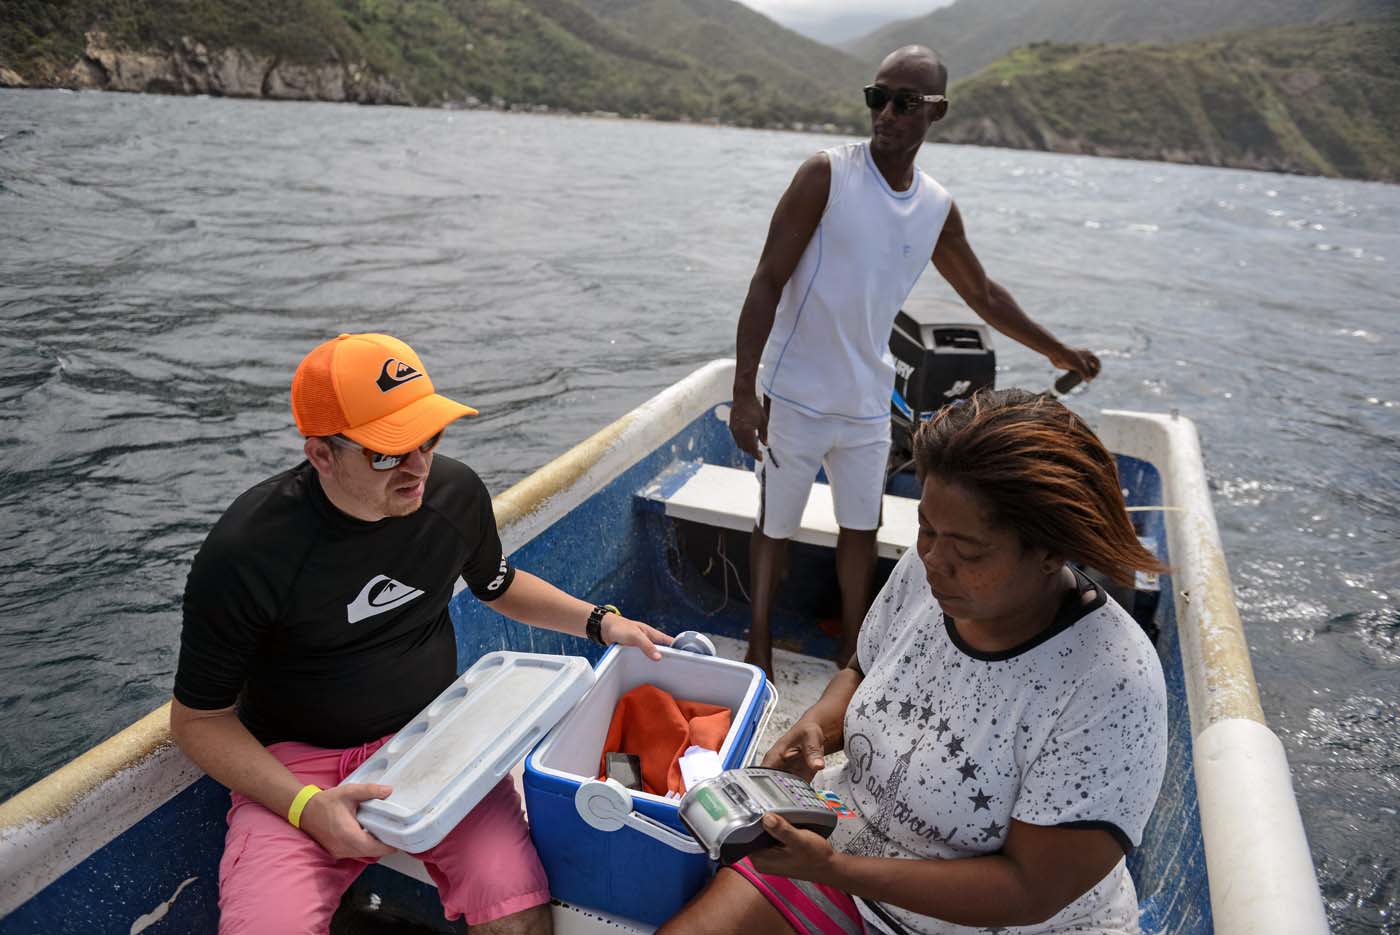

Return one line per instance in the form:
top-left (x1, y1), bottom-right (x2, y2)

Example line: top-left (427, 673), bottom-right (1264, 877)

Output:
top-left (815, 549), bottom-right (1168, 935)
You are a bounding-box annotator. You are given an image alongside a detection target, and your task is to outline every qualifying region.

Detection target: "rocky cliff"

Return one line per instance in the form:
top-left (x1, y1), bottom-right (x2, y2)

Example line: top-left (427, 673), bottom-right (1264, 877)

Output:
top-left (0, 0), bottom-right (865, 129)
top-left (4, 31), bottom-right (409, 105)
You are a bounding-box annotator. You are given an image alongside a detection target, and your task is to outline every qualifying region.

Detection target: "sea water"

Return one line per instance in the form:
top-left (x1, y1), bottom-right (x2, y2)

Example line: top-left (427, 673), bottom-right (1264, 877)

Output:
top-left (1, 89), bottom-right (1396, 933)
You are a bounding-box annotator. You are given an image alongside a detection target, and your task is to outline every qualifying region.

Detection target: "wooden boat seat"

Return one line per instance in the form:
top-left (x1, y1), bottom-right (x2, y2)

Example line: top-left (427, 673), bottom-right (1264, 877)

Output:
top-left (638, 462), bottom-right (919, 561)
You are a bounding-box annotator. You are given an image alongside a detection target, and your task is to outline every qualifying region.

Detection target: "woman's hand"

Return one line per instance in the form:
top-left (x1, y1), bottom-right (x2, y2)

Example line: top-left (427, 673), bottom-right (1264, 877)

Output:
top-left (761, 720), bottom-right (826, 782)
top-left (749, 814), bottom-right (840, 884)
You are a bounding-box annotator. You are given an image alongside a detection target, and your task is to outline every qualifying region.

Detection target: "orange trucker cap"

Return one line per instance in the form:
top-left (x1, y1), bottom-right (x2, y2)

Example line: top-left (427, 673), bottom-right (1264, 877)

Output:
top-left (291, 333), bottom-right (478, 453)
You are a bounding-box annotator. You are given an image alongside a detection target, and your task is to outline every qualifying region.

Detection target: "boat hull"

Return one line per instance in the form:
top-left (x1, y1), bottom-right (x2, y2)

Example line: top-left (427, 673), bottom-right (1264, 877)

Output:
top-left (0, 361), bottom-right (1323, 935)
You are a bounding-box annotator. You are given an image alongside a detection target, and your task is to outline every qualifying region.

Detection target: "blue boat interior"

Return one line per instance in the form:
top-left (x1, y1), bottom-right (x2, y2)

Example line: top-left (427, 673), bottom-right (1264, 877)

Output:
top-left (0, 404), bottom-right (1212, 935)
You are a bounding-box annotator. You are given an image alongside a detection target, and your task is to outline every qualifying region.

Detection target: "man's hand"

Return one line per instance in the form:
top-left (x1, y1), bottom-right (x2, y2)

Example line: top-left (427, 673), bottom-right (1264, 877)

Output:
top-left (601, 614), bottom-right (674, 661)
top-left (299, 784), bottom-right (397, 859)
top-left (748, 813), bottom-right (840, 883)
top-left (729, 393), bottom-right (768, 460)
top-left (1050, 347), bottom-right (1102, 382)
top-left (761, 720), bottom-right (826, 782)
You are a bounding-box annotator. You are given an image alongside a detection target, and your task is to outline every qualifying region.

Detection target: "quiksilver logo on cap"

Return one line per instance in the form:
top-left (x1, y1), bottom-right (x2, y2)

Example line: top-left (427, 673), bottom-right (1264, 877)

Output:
top-left (376, 358), bottom-right (423, 393)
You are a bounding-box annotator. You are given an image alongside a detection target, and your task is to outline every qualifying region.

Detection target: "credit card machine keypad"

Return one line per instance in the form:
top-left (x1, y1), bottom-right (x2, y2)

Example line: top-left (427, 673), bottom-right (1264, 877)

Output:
top-left (678, 767), bottom-right (839, 864)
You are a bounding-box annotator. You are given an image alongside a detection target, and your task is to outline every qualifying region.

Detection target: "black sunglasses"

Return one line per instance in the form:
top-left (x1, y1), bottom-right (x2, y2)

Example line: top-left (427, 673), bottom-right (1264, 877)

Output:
top-left (328, 430), bottom-right (443, 471)
top-left (864, 85), bottom-right (947, 115)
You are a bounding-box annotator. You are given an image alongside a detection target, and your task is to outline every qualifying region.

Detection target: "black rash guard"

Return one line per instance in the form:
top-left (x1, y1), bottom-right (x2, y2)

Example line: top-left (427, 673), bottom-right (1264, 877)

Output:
top-left (174, 455), bottom-right (516, 748)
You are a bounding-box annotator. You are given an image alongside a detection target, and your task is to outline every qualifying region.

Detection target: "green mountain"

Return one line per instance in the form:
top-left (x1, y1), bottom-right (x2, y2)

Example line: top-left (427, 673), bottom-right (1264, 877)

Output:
top-left (574, 0), bottom-right (871, 107)
top-left (933, 17), bottom-right (1400, 182)
top-left (846, 0), bottom-right (1397, 82)
top-left (5, 2), bottom-right (1396, 181)
top-left (0, 0), bottom-right (868, 129)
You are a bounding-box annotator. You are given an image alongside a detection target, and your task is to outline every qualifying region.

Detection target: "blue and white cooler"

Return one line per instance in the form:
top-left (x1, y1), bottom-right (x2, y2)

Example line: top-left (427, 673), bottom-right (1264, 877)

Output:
top-left (523, 644), bottom-right (774, 925)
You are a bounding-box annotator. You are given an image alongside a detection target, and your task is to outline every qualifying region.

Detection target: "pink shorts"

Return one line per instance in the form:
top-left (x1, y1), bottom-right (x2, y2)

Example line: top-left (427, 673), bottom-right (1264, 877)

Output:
top-left (731, 857), bottom-right (867, 935)
top-left (217, 735), bottom-right (550, 935)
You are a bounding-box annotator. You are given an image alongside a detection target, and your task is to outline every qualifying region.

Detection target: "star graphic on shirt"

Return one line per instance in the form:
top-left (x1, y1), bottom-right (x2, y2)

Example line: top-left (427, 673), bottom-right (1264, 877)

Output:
top-left (969, 788), bottom-right (993, 812)
top-left (874, 694), bottom-right (892, 714)
top-left (957, 758), bottom-right (979, 783)
top-left (980, 819), bottom-right (1005, 841)
top-left (946, 734), bottom-right (964, 757)
top-left (898, 699), bottom-right (916, 720)
top-left (935, 717), bottom-right (951, 736)
top-left (855, 701), bottom-right (869, 718)
top-left (919, 703), bottom-right (936, 723)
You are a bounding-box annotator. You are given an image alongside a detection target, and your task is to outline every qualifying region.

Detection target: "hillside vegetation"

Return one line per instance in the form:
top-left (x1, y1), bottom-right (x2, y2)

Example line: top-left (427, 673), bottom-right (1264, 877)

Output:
top-left (574, 0), bottom-right (871, 110)
top-left (0, 0), bottom-right (869, 129)
top-left (847, 0), bottom-right (1397, 81)
top-left (934, 17), bottom-right (1400, 182)
top-left (4, 2), bottom-right (1397, 181)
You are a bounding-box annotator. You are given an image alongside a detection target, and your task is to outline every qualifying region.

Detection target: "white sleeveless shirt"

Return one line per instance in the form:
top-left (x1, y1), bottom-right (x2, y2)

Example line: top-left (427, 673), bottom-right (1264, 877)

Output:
top-left (759, 142), bottom-right (953, 422)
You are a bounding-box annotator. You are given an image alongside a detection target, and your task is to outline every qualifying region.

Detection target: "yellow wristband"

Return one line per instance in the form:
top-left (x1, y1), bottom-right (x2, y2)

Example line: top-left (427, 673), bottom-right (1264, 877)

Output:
top-left (287, 784), bottom-right (322, 829)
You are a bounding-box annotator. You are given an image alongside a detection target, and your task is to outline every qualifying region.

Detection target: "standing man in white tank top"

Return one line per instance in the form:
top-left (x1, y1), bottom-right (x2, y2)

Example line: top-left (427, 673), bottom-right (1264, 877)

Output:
top-left (730, 46), bottom-right (1102, 678)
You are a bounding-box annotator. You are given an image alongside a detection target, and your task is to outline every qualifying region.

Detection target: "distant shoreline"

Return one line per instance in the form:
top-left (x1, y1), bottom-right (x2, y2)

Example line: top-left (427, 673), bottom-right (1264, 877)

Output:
top-left (3, 80), bottom-right (1391, 187)
top-left (0, 81), bottom-right (863, 140)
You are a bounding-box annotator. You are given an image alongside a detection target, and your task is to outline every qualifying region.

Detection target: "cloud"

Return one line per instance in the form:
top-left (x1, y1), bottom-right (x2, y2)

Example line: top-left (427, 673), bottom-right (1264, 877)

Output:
top-left (744, 0), bottom-right (947, 25)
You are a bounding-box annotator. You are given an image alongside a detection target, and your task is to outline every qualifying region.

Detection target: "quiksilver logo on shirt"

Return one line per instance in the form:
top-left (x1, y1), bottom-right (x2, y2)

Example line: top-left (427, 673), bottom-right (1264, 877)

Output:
top-left (376, 358), bottom-right (423, 393)
top-left (347, 575), bottom-right (425, 624)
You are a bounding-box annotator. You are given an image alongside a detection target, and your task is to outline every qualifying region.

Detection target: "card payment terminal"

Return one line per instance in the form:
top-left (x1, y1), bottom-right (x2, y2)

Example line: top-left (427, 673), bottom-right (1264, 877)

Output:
top-left (678, 767), bottom-right (838, 864)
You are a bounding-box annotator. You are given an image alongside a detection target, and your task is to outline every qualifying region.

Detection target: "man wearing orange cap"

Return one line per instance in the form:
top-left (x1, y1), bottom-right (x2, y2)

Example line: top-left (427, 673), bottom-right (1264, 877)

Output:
top-left (170, 333), bottom-right (670, 935)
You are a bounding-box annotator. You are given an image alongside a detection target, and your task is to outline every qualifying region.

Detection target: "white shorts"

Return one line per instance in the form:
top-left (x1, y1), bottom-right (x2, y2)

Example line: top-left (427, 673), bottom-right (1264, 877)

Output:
top-left (755, 397), bottom-right (892, 540)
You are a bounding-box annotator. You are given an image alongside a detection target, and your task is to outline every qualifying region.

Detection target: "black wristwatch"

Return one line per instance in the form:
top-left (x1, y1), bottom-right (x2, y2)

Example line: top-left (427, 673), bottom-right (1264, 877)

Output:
top-left (586, 604), bottom-right (619, 646)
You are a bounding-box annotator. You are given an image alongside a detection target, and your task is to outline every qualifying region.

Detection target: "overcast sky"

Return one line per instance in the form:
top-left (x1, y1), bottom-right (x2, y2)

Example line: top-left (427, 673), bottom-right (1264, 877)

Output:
top-left (742, 0), bottom-right (949, 25)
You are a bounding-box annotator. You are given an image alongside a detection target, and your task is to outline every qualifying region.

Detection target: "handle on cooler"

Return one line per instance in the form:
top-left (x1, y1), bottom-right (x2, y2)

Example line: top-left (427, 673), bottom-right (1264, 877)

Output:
top-left (672, 630), bottom-right (717, 655)
top-left (746, 681), bottom-right (780, 766)
top-left (574, 778), bottom-right (705, 854)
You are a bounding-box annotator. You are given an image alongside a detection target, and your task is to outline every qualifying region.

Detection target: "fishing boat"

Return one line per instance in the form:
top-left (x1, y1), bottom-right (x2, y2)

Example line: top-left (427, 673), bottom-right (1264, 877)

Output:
top-left (0, 353), bottom-right (1328, 935)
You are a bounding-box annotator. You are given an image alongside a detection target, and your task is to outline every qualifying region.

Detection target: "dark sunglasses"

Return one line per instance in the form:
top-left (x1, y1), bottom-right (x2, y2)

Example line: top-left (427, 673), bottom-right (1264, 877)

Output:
top-left (328, 430), bottom-right (443, 471)
top-left (864, 85), bottom-right (946, 115)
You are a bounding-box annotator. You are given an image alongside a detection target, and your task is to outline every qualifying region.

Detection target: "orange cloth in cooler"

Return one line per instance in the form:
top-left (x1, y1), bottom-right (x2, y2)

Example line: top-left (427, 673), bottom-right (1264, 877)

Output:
top-left (599, 684), bottom-right (732, 796)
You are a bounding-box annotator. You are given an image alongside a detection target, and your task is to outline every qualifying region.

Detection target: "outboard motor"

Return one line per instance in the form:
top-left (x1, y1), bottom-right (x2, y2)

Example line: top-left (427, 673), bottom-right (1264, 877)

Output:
top-left (888, 303), bottom-right (996, 472)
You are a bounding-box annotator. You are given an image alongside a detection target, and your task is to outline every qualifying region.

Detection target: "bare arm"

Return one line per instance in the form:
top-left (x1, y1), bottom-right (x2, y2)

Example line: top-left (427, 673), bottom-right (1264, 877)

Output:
top-left (169, 573), bottom-right (669, 858)
top-left (486, 570), bottom-right (672, 659)
top-left (751, 655), bottom-right (1126, 925)
top-left (932, 202), bottom-right (1101, 381)
top-left (169, 699), bottom-right (394, 858)
top-left (756, 815), bottom-right (1125, 927)
top-left (730, 152), bottom-right (831, 458)
top-left (832, 820), bottom-right (1124, 926)
top-left (759, 663), bottom-right (862, 781)
top-left (169, 573), bottom-right (669, 857)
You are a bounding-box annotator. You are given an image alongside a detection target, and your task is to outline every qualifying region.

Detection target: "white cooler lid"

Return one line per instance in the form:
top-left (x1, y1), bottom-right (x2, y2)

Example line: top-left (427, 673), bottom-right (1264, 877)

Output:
top-left (343, 650), bottom-right (595, 853)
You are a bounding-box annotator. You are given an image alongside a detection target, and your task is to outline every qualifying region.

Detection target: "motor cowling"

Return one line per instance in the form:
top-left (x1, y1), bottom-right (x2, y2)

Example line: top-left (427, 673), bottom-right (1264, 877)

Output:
top-left (888, 304), bottom-right (996, 469)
